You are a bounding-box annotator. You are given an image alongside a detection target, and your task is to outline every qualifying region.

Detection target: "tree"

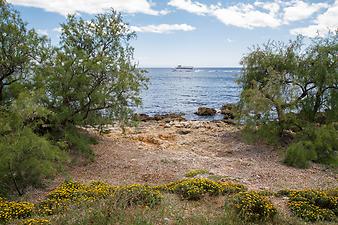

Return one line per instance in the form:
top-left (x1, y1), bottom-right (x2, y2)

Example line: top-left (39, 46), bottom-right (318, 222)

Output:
top-left (39, 11), bottom-right (148, 129)
top-left (0, 0), bottom-right (48, 105)
top-left (298, 33), bottom-right (338, 122)
top-left (239, 33), bottom-right (338, 133)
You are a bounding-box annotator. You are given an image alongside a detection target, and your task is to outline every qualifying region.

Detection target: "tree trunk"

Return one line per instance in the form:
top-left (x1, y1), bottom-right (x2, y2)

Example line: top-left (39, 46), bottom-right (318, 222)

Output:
top-left (0, 82), bottom-right (3, 103)
top-left (311, 90), bottom-right (322, 122)
top-left (276, 104), bottom-right (286, 133)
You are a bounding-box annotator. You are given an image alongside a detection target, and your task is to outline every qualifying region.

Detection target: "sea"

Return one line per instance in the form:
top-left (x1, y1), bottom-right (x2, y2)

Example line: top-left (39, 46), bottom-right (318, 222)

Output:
top-left (137, 67), bottom-right (242, 120)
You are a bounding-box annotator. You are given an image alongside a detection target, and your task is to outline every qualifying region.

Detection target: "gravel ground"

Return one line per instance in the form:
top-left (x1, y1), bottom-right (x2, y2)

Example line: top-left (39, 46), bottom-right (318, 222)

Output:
top-left (25, 120), bottom-right (337, 202)
top-left (71, 121), bottom-right (337, 190)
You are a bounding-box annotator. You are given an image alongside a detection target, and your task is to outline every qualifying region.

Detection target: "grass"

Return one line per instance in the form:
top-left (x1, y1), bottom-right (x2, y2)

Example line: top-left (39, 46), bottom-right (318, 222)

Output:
top-left (12, 194), bottom-right (336, 225)
top-left (2, 179), bottom-right (337, 225)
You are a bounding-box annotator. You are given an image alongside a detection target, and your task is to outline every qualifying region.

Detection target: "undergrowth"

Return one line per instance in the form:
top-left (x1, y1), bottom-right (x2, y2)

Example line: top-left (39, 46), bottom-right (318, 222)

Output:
top-left (1, 179), bottom-right (337, 225)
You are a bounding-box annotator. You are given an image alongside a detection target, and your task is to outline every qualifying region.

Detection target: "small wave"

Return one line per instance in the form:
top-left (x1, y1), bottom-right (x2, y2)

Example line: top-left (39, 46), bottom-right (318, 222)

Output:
top-left (222, 69), bottom-right (241, 72)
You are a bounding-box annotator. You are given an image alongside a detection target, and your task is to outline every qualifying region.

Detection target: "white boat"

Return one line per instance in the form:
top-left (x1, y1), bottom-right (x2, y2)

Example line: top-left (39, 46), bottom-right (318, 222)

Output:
top-left (173, 65), bottom-right (194, 72)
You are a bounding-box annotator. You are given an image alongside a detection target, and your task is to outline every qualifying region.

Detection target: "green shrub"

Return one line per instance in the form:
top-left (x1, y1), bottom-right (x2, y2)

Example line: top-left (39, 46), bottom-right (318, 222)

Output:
top-left (288, 190), bottom-right (338, 222)
top-left (285, 125), bottom-right (338, 168)
top-left (306, 125), bottom-right (337, 165)
top-left (113, 184), bottom-right (163, 208)
top-left (185, 169), bottom-right (209, 178)
top-left (63, 126), bottom-right (98, 161)
top-left (230, 191), bottom-right (277, 222)
top-left (284, 141), bottom-right (317, 168)
top-left (0, 127), bottom-right (64, 196)
top-left (241, 123), bottom-right (280, 146)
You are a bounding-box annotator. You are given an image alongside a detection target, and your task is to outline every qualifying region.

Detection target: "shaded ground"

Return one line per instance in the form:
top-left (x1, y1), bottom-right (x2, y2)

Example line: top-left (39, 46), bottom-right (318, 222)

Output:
top-left (70, 121), bottom-right (336, 189)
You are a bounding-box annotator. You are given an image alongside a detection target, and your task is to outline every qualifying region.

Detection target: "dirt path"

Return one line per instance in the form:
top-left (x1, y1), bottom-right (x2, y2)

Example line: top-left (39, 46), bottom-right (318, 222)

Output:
top-left (66, 120), bottom-right (336, 191)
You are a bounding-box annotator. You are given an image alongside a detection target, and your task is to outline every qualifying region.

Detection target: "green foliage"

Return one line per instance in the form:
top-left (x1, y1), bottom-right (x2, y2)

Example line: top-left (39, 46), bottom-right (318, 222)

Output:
top-left (284, 141), bottom-right (317, 168)
top-left (229, 191), bottom-right (277, 222)
top-left (239, 33), bottom-right (338, 132)
top-left (0, 92), bottom-right (65, 196)
top-left (284, 124), bottom-right (338, 168)
top-left (63, 126), bottom-right (98, 161)
top-left (0, 0), bottom-right (148, 196)
top-left (0, 1), bottom-right (49, 104)
top-left (0, 127), bottom-right (63, 196)
top-left (113, 184), bottom-right (163, 208)
top-left (241, 123), bottom-right (280, 145)
top-left (39, 11), bottom-right (148, 128)
top-left (288, 190), bottom-right (338, 222)
top-left (185, 169), bottom-right (209, 178)
top-left (300, 125), bottom-right (338, 166)
top-left (157, 178), bottom-right (246, 200)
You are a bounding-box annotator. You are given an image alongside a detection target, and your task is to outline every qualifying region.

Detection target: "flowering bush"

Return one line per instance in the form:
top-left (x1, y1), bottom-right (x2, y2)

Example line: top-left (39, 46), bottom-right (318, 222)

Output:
top-left (113, 184), bottom-right (163, 208)
top-left (288, 190), bottom-right (337, 221)
top-left (230, 191), bottom-right (277, 222)
top-left (221, 181), bottom-right (247, 195)
top-left (157, 178), bottom-right (246, 200)
top-left (38, 180), bottom-right (116, 215)
top-left (0, 199), bottom-right (34, 222)
top-left (20, 218), bottom-right (50, 225)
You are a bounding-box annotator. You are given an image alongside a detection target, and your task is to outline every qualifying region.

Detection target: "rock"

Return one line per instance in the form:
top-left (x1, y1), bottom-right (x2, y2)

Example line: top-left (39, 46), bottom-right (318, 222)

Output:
top-left (220, 104), bottom-right (236, 119)
top-left (134, 113), bottom-right (151, 121)
top-left (135, 113), bottom-right (185, 122)
top-left (153, 113), bottom-right (186, 122)
top-left (177, 129), bottom-right (191, 135)
top-left (195, 107), bottom-right (216, 116)
top-left (222, 119), bottom-right (236, 125)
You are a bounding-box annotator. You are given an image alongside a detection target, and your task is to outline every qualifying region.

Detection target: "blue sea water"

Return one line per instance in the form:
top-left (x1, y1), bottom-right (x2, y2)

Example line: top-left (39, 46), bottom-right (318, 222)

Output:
top-left (137, 67), bottom-right (242, 120)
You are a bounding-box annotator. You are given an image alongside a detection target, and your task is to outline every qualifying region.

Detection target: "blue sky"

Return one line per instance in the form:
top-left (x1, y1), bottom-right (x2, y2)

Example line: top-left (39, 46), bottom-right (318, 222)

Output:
top-left (8, 0), bottom-right (338, 67)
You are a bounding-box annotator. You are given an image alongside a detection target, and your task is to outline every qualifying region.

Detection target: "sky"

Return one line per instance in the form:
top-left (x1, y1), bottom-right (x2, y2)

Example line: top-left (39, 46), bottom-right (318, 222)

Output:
top-left (7, 0), bottom-right (338, 67)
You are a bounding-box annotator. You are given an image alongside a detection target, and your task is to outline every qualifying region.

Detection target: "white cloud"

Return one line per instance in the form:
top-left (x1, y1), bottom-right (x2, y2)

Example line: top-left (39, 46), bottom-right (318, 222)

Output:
top-left (130, 24), bottom-right (196, 33)
top-left (254, 1), bottom-right (281, 15)
top-left (226, 38), bottom-right (234, 43)
top-left (53, 27), bottom-right (62, 33)
top-left (283, 0), bottom-right (329, 23)
top-left (8, 0), bottom-right (168, 16)
top-left (168, 0), bottom-right (210, 15)
top-left (290, 1), bottom-right (338, 37)
top-left (168, 0), bottom-right (334, 30)
top-left (36, 29), bottom-right (48, 36)
top-left (212, 4), bottom-right (281, 29)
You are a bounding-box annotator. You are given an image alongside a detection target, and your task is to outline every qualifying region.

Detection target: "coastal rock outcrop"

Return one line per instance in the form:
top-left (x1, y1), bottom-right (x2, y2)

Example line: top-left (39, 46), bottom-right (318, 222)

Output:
top-left (195, 107), bottom-right (216, 116)
top-left (135, 113), bottom-right (185, 122)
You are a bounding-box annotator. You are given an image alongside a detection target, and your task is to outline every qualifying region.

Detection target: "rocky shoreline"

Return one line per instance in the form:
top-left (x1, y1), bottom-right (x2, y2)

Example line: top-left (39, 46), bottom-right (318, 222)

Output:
top-left (135, 104), bottom-right (237, 123)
